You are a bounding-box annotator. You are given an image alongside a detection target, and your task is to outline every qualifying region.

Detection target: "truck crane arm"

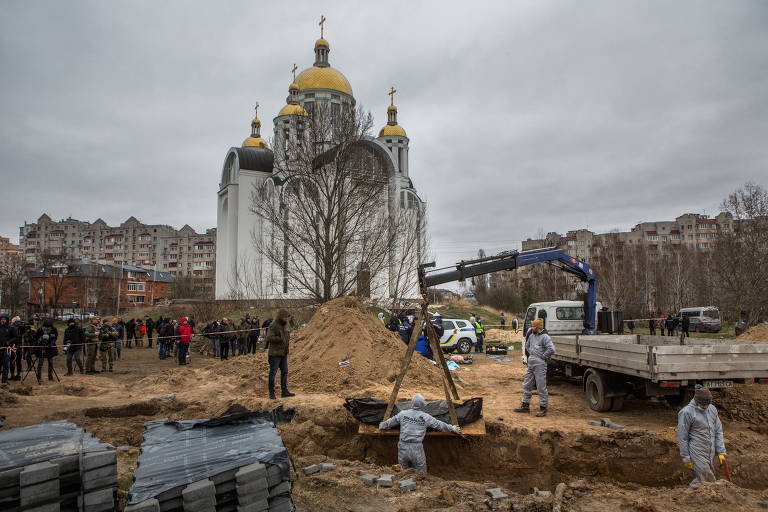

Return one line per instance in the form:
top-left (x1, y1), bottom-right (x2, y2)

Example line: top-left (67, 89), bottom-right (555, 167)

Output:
top-left (419, 247), bottom-right (599, 334)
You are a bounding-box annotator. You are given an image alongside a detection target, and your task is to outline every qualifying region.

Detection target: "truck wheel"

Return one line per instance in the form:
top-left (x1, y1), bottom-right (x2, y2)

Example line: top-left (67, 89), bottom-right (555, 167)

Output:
top-left (457, 339), bottom-right (473, 354)
top-left (585, 371), bottom-right (613, 412)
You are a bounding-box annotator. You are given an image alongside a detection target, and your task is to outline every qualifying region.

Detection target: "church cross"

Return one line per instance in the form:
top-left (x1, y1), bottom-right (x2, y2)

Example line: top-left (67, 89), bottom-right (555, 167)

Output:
top-left (388, 86), bottom-right (397, 106)
top-left (319, 15), bottom-right (326, 38)
top-left (292, 64), bottom-right (298, 81)
top-left (254, 102), bottom-right (259, 119)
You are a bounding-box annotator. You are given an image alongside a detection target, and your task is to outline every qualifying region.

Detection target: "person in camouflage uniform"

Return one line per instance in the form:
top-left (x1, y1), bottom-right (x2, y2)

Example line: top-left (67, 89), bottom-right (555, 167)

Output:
top-left (84, 317), bottom-right (101, 374)
top-left (99, 318), bottom-right (118, 372)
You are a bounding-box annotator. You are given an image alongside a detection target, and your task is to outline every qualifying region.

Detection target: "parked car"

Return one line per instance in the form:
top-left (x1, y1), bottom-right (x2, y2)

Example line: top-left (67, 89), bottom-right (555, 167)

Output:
top-left (437, 318), bottom-right (477, 354)
top-left (679, 306), bottom-right (722, 333)
top-left (56, 313), bottom-right (75, 321)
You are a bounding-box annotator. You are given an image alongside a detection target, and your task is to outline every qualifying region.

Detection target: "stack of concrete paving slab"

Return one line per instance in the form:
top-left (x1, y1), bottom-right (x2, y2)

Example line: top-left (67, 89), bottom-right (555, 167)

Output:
top-left (128, 411), bottom-right (294, 512)
top-left (0, 421), bottom-right (117, 512)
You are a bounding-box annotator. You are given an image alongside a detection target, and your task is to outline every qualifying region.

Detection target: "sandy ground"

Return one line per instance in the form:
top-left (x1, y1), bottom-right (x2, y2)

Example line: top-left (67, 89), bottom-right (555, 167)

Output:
top-left (2, 337), bottom-right (768, 511)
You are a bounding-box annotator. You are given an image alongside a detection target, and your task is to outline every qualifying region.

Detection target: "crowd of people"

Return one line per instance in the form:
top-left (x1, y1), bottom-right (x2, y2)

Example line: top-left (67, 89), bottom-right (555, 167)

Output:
top-left (0, 309), bottom-right (295, 401)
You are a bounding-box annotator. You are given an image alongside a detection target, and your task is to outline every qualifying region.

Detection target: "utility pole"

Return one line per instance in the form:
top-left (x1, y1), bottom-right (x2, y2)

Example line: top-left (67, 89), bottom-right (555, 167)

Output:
top-left (116, 263), bottom-right (122, 316)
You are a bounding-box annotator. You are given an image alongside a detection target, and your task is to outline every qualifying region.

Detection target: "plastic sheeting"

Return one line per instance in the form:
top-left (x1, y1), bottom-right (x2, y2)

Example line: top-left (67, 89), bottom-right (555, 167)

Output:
top-left (344, 397), bottom-right (483, 426)
top-left (0, 420), bottom-right (113, 471)
top-left (129, 409), bottom-right (295, 504)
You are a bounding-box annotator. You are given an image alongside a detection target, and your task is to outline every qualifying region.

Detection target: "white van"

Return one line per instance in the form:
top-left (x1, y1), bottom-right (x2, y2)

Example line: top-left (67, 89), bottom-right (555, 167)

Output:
top-left (679, 306), bottom-right (722, 333)
top-left (522, 300), bottom-right (602, 336)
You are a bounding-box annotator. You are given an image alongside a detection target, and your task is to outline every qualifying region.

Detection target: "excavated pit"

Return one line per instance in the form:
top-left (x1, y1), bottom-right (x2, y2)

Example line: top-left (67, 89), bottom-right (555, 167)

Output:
top-left (279, 405), bottom-right (768, 493)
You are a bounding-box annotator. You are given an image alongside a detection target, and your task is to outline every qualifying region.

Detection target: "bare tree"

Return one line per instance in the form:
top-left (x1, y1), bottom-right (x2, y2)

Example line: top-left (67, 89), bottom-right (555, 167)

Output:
top-left (250, 101), bottom-right (419, 302)
top-left (712, 182), bottom-right (768, 325)
top-left (0, 254), bottom-right (28, 315)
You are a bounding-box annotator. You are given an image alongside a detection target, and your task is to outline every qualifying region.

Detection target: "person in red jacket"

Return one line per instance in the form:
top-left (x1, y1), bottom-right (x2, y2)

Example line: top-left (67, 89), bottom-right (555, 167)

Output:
top-left (177, 317), bottom-right (193, 365)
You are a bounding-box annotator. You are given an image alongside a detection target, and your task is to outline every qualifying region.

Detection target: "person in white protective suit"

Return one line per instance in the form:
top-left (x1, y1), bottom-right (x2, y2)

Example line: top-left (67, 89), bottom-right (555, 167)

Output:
top-left (378, 393), bottom-right (460, 471)
top-left (515, 318), bottom-right (556, 417)
top-left (677, 385), bottom-right (727, 485)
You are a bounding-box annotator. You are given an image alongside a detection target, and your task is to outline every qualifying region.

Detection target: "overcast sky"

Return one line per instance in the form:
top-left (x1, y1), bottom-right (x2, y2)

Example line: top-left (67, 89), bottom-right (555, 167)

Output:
top-left (1, 1), bottom-right (766, 267)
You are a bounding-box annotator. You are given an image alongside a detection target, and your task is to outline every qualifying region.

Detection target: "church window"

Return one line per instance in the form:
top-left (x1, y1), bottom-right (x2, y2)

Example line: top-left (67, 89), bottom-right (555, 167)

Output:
top-left (331, 94), bottom-right (339, 100)
top-left (305, 93), bottom-right (315, 98)
top-left (398, 148), bottom-right (404, 172)
top-left (305, 102), bottom-right (314, 115)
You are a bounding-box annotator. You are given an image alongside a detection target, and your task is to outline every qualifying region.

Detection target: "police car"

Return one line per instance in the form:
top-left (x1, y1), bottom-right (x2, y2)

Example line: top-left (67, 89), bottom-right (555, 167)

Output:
top-left (437, 318), bottom-right (477, 354)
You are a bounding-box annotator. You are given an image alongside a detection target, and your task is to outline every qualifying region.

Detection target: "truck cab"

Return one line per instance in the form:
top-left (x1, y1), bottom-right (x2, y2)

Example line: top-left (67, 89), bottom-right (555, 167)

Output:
top-left (523, 300), bottom-right (602, 335)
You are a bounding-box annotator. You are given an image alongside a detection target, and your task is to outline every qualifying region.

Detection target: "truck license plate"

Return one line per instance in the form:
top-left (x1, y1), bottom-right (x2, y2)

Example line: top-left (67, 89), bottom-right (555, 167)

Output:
top-left (703, 380), bottom-right (733, 389)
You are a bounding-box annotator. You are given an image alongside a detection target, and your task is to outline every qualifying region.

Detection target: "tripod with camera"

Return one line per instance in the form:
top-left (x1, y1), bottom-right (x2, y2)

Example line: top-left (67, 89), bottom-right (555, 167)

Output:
top-left (22, 333), bottom-right (61, 385)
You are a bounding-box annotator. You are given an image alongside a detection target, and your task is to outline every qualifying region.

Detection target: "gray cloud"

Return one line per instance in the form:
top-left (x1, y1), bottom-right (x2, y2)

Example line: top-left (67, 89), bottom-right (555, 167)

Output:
top-left (1, 0), bottom-right (766, 268)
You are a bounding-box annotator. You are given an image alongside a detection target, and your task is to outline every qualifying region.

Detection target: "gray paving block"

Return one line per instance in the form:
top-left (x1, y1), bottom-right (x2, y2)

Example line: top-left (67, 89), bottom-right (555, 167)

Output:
top-left (360, 474), bottom-right (377, 487)
top-left (82, 473), bottom-right (117, 491)
top-left (376, 474), bottom-right (394, 488)
top-left (236, 463), bottom-right (267, 484)
top-left (211, 469), bottom-right (238, 485)
top-left (0, 467), bottom-right (22, 488)
top-left (26, 503), bottom-right (60, 512)
top-left (238, 490), bottom-right (268, 506)
top-left (83, 451), bottom-right (117, 471)
top-left (215, 480), bottom-right (236, 495)
top-left (49, 454), bottom-right (79, 474)
top-left (485, 488), bottom-right (509, 501)
top-left (20, 479), bottom-right (60, 506)
top-left (182, 495), bottom-right (217, 510)
top-left (84, 464), bottom-right (117, 481)
top-left (266, 465), bottom-right (284, 487)
top-left (319, 463), bottom-right (335, 473)
top-left (237, 497), bottom-right (269, 512)
top-left (398, 478), bottom-right (416, 491)
top-left (20, 461), bottom-right (59, 486)
top-left (158, 496), bottom-right (183, 511)
top-left (267, 498), bottom-right (292, 512)
top-left (237, 478), bottom-right (268, 496)
top-left (83, 488), bottom-right (114, 509)
top-left (125, 498), bottom-right (161, 512)
top-left (301, 465), bottom-right (321, 476)
top-left (268, 481), bottom-right (290, 498)
top-left (182, 479), bottom-right (216, 502)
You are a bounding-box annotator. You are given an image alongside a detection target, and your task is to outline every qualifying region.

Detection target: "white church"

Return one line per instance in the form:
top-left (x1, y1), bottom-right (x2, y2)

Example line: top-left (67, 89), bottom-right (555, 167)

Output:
top-left (215, 24), bottom-right (426, 301)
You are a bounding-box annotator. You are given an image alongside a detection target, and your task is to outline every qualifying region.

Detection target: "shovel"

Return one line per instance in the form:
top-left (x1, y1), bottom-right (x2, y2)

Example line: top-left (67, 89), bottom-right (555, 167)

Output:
top-left (721, 459), bottom-right (733, 482)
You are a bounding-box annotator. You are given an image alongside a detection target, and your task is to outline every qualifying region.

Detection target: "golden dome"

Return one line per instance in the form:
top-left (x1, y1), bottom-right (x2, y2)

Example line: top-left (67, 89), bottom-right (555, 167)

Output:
top-left (387, 104), bottom-right (397, 112)
top-left (295, 66), bottom-right (353, 96)
top-left (289, 81), bottom-right (300, 91)
top-left (315, 37), bottom-right (329, 48)
top-left (278, 103), bottom-right (309, 117)
top-left (251, 118), bottom-right (261, 127)
top-left (379, 124), bottom-right (407, 137)
top-left (243, 136), bottom-right (268, 148)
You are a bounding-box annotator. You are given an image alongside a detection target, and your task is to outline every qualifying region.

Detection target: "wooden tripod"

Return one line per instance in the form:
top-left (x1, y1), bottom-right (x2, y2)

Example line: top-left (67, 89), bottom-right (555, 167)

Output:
top-left (383, 301), bottom-right (460, 425)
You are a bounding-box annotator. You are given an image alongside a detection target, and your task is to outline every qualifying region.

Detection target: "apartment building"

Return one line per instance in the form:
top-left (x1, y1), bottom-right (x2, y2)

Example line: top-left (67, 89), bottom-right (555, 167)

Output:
top-left (489, 212), bottom-right (733, 290)
top-left (19, 215), bottom-right (216, 290)
top-left (28, 261), bottom-right (172, 315)
top-left (0, 236), bottom-right (20, 264)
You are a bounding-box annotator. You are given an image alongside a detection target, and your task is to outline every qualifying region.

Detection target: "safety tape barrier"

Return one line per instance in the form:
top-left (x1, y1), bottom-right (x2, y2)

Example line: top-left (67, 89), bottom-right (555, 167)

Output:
top-left (0, 326), bottom-right (265, 349)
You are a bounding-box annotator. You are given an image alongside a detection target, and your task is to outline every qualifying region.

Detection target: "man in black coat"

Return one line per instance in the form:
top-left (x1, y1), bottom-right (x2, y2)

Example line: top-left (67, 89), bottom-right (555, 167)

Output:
top-left (145, 316), bottom-right (155, 348)
top-left (0, 314), bottom-right (19, 384)
top-left (34, 319), bottom-right (59, 383)
top-left (63, 318), bottom-right (85, 375)
top-left (126, 318), bottom-right (136, 348)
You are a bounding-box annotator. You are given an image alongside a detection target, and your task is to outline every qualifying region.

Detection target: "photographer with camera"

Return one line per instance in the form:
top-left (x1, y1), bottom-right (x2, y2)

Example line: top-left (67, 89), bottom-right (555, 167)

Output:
top-left (0, 314), bottom-right (19, 384)
top-left (63, 318), bottom-right (85, 375)
top-left (33, 318), bottom-right (59, 383)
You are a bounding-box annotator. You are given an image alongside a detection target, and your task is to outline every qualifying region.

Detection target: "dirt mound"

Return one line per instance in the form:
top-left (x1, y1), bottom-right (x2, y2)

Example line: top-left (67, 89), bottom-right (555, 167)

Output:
top-left (713, 384), bottom-right (768, 426)
top-left (138, 296), bottom-right (456, 399)
top-left (737, 324), bottom-right (768, 342)
top-left (287, 296), bottom-right (450, 395)
top-left (485, 328), bottom-right (522, 343)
